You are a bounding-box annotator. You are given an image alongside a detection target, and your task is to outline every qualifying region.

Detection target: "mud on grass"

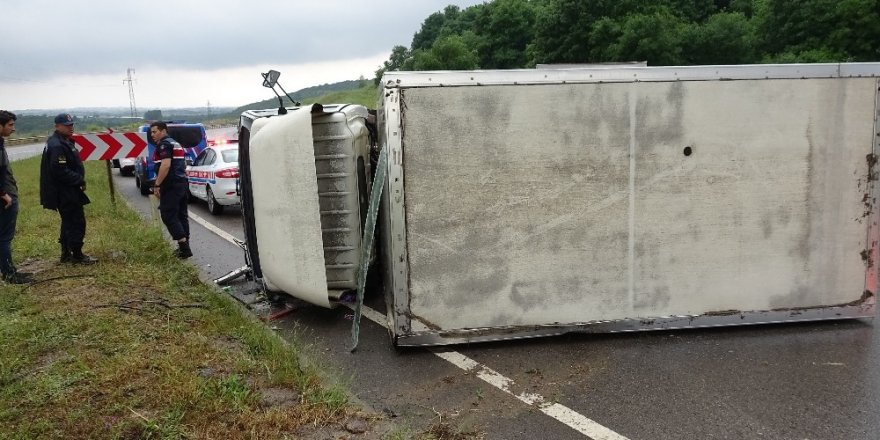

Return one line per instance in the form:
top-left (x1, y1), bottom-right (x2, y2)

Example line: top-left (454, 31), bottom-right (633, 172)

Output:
top-left (0, 159), bottom-right (383, 439)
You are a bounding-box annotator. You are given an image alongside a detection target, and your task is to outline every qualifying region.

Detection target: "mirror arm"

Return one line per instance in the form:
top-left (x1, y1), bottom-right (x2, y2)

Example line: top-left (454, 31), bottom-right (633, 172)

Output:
top-left (275, 83), bottom-right (301, 107)
top-left (261, 70), bottom-right (292, 114)
top-left (267, 87), bottom-right (287, 115)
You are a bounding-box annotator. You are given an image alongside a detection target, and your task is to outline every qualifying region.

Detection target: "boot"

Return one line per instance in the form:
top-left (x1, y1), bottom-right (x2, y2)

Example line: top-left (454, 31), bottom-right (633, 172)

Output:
top-left (70, 247), bottom-right (98, 265)
top-left (175, 240), bottom-right (193, 259)
top-left (2, 271), bottom-right (34, 284)
top-left (60, 242), bottom-right (72, 263)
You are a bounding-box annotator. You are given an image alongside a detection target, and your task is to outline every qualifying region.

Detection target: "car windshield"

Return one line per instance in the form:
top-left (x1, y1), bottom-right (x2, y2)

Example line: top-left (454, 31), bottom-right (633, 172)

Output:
top-left (221, 149), bottom-right (239, 163)
top-left (168, 127), bottom-right (204, 149)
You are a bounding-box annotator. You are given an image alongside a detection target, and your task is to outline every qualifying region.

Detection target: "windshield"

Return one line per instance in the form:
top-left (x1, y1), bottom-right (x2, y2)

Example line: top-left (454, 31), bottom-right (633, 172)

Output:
top-left (167, 126), bottom-right (205, 149)
top-left (221, 149), bottom-right (239, 163)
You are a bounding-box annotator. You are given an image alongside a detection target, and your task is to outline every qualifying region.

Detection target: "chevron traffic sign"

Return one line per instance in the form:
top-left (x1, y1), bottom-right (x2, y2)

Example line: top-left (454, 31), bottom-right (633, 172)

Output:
top-left (72, 132), bottom-right (148, 161)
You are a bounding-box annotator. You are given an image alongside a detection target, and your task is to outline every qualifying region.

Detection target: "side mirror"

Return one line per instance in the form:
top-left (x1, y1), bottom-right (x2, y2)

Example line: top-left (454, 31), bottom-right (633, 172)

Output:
top-left (262, 70), bottom-right (281, 88)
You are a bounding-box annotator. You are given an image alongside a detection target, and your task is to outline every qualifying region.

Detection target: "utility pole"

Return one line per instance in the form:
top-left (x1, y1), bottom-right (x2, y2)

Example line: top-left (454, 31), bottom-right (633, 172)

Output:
top-left (123, 68), bottom-right (137, 118)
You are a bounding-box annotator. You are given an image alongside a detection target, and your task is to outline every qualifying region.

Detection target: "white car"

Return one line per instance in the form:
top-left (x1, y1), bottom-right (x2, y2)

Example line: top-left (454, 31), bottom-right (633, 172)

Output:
top-left (186, 143), bottom-right (239, 214)
top-left (118, 157), bottom-right (137, 176)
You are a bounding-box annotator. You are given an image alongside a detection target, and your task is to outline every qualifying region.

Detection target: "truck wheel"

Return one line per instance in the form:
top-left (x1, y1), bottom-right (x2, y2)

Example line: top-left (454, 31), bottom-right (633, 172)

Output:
top-left (207, 186), bottom-right (224, 215)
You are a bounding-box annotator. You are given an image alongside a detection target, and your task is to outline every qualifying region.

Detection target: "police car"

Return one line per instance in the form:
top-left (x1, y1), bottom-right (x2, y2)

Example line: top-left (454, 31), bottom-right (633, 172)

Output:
top-left (186, 139), bottom-right (240, 215)
top-left (134, 123), bottom-right (207, 195)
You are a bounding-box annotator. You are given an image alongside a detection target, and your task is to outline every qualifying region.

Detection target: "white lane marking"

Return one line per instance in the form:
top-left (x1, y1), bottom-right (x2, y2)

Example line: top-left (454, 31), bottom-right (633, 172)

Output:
top-left (197, 213), bottom-right (627, 440)
top-left (430, 347), bottom-right (629, 440)
top-left (541, 404), bottom-right (629, 440)
top-left (433, 350), bottom-right (480, 371)
top-left (188, 212), bottom-right (240, 243)
top-left (355, 303), bottom-right (390, 328)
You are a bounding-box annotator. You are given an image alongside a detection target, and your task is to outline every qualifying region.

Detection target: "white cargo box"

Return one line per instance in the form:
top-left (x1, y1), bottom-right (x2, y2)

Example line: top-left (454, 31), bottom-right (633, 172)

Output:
top-left (378, 63), bottom-right (880, 346)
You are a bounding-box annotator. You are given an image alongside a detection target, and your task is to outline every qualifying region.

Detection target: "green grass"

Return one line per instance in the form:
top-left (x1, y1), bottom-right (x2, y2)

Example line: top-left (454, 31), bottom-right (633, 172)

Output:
top-left (300, 84), bottom-right (380, 108)
top-left (0, 157), bottom-right (359, 438)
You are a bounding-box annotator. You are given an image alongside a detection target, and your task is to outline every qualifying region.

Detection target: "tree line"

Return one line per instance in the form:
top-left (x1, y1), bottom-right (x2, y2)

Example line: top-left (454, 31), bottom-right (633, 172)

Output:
top-left (375, 0), bottom-right (880, 81)
top-left (10, 112), bottom-right (233, 139)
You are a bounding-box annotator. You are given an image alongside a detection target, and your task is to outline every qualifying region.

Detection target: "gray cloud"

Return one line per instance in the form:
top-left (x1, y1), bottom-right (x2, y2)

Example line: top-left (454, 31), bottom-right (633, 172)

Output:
top-left (1, 0), bottom-right (485, 79)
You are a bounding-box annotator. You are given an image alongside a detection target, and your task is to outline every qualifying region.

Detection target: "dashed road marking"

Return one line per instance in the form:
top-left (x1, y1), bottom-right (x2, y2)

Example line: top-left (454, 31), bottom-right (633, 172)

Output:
top-left (431, 349), bottom-right (629, 440)
top-left (197, 212), bottom-right (628, 440)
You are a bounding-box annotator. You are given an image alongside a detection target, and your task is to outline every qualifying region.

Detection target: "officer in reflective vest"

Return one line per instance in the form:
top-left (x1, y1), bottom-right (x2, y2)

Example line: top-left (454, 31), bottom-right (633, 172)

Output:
top-left (149, 121), bottom-right (192, 258)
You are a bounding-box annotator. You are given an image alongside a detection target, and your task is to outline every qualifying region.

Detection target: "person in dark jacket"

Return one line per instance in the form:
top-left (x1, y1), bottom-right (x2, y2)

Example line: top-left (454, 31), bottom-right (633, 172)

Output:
top-left (39, 113), bottom-right (97, 264)
top-left (149, 121), bottom-right (192, 258)
top-left (0, 110), bottom-right (34, 283)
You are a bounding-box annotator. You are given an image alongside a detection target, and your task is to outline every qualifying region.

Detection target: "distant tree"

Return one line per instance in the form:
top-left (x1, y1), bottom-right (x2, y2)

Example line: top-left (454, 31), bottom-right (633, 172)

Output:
top-left (827, 0), bottom-right (880, 60)
top-left (473, 0), bottom-right (540, 69)
top-left (412, 35), bottom-right (479, 70)
top-left (758, 0), bottom-right (880, 61)
top-left (609, 10), bottom-right (687, 65)
top-left (144, 109), bottom-right (163, 121)
top-left (411, 6), bottom-right (462, 51)
top-left (663, 0), bottom-right (717, 22)
top-left (374, 45), bottom-right (413, 85)
top-left (727, 0), bottom-right (756, 17)
top-left (373, 0), bottom-right (878, 76)
top-left (682, 12), bottom-right (756, 64)
top-left (532, 0), bottom-right (598, 64)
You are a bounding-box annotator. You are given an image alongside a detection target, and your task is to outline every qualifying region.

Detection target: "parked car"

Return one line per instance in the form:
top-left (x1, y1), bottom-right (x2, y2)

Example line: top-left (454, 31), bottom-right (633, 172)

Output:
top-left (117, 157), bottom-right (137, 176)
top-left (134, 122), bottom-right (207, 195)
top-left (186, 142), bottom-right (240, 214)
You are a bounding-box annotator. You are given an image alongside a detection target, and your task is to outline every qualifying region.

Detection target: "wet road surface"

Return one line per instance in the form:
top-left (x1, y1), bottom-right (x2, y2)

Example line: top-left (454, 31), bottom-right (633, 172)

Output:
top-left (108, 148), bottom-right (880, 439)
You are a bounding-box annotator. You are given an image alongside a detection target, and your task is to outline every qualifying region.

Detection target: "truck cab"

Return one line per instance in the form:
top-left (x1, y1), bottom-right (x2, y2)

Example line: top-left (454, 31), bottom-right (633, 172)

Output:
top-left (238, 104), bottom-right (375, 307)
top-left (134, 122), bottom-right (207, 195)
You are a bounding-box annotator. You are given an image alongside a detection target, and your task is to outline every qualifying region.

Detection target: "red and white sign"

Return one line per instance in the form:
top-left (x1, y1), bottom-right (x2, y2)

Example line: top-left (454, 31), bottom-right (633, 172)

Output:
top-left (72, 132), bottom-right (148, 161)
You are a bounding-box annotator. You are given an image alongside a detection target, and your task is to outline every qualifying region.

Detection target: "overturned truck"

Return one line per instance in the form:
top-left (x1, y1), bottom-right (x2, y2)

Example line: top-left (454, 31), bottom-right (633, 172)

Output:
top-left (238, 63), bottom-right (880, 346)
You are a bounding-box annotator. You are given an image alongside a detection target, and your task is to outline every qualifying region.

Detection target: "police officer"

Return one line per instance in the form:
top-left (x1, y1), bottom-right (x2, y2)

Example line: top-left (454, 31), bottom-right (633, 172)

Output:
top-left (149, 121), bottom-right (192, 258)
top-left (39, 113), bottom-right (97, 264)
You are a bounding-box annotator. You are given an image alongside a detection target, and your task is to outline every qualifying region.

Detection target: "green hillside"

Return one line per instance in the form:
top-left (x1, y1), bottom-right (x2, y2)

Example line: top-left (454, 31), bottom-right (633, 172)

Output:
top-left (232, 79), bottom-right (379, 115)
top-left (299, 84), bottom-right (379, 108)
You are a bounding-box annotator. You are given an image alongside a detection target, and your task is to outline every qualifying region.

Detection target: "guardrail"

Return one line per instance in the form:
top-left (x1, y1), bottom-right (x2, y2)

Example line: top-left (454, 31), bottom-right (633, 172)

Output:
top-left (6, 136), bottom-right (47, 147)
top-left (6, 123), bottom-right (238, 148)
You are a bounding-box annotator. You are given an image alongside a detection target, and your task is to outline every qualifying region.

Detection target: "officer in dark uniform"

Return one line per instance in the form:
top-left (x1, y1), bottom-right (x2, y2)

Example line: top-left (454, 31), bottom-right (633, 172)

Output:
top-left (149, 121), bottom-right (192, 258)
top-left (39, 113), bottom-right (97, 264)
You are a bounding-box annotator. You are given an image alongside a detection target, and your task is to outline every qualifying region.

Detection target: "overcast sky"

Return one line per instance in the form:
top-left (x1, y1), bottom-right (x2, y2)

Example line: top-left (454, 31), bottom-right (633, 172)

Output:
top-left (0, 0), bottom-right (486, 112)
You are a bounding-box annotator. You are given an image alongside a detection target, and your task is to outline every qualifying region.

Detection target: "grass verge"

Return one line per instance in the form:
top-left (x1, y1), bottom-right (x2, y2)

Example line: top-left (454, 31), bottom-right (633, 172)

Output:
top-left (0, 158), bottom-right (371, 439)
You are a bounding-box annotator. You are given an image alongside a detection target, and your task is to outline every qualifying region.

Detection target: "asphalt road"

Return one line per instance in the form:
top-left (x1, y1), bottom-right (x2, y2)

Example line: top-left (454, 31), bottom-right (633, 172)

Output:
top-left (6, 141), bottom-right (45, 160)
top-left (98, 140), bottom-right (880, 440)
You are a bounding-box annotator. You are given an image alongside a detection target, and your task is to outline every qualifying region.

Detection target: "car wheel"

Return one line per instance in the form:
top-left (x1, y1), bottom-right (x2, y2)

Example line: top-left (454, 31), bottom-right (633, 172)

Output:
top-left (207, 186), bottom-right (224, 215)
top-left (137, 177), bottom-right (151, 196)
